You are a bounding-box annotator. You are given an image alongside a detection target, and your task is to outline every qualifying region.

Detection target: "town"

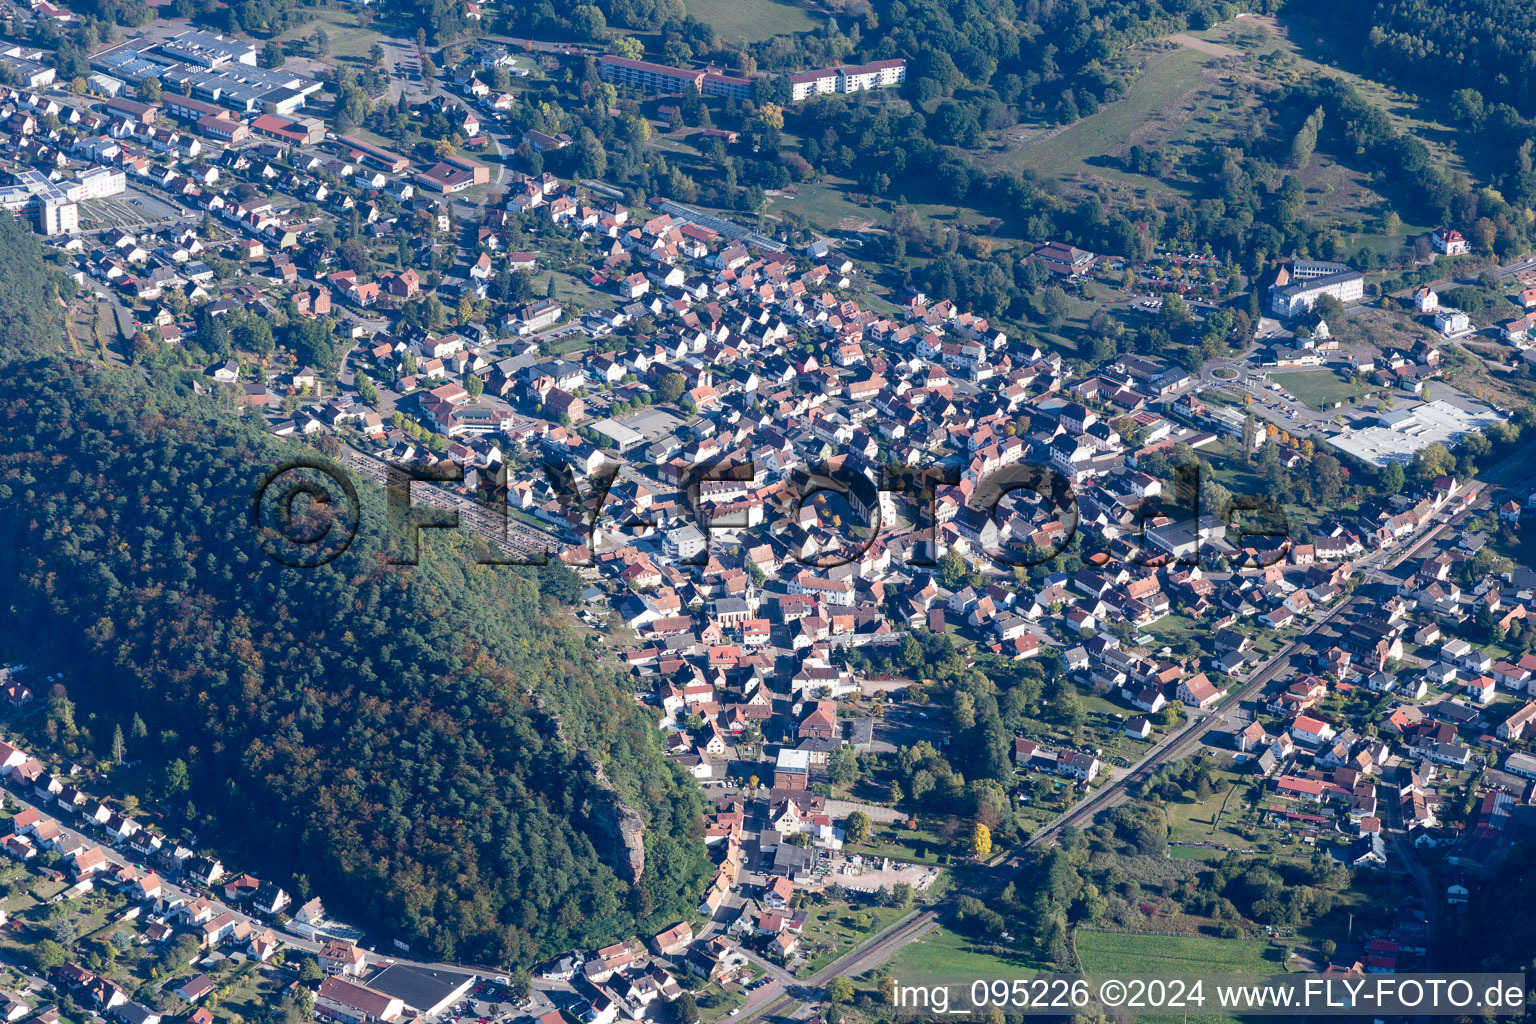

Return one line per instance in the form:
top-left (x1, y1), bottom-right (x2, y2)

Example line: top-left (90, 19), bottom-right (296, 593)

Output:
top-left (1, 0), bottom-right (1536, 1023)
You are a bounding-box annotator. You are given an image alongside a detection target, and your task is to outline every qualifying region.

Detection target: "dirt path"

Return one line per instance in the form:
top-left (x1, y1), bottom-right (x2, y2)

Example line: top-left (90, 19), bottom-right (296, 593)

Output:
top-left (1167, 32), bottom-right (1241, 57)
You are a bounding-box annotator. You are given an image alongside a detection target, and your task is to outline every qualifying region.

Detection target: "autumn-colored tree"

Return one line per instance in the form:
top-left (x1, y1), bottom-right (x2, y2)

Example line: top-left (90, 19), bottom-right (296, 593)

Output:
top-left (969, 821), bottom-right (992, 858)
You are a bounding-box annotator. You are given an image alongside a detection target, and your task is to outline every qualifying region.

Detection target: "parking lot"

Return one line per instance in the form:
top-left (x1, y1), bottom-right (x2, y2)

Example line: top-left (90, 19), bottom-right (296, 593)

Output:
top-left (77, 189), bottom-right (186, 232)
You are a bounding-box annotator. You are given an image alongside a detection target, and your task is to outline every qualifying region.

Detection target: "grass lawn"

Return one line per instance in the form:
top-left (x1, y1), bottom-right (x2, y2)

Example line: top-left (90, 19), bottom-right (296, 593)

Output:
top-left (684, 0), bottom-right (817, 42)
top-left (999, 46), bottom-right (1214, 185)
top-left (1075, 929), bottom-right (1286, 1024)
top-left (278, 8), bottom-right (380, 62)
top-left (1076, 929), bottom-right (1279, 975)
top-left (770, 178), bottom-right (890, 236)
top-left (874, 924), bottom-right (1047, 988)
top-left (1267, 369), bottom-right (1374, 411)
top-left (795, 903), bottom-right (913, 976)
top-left (697, 981), bottom-right (747, 1023)
top-left (547, 268), bottom-right (612, 312)
top-left (851, 822), bottom-right (955, 865)
top-left (1162, 770), bottom-right (1261, 851)
top-left (218, 963), bottom-right (286, 1020)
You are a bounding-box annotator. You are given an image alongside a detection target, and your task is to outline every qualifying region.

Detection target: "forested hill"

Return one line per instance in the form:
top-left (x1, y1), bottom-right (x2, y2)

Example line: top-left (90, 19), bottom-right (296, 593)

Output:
top-left (1328, 0), bottom-right (1536, 115)
top-left (0, 226), bottom-right (709, 965)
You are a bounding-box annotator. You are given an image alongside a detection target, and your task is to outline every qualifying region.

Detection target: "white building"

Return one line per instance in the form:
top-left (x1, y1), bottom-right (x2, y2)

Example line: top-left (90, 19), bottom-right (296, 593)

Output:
top-left (1432, 308), bottom-right (1469, 336)
top-left (1269, 260), bottom-right (1364, 317)
top-left (37, 197), bottom-right (77, 235)
top-left (1431, 228), bottom-right (1469, 256)
top-left (71, 166), bottom-right (126, 201)
top-left (789, 59), bottom-right (905, 101)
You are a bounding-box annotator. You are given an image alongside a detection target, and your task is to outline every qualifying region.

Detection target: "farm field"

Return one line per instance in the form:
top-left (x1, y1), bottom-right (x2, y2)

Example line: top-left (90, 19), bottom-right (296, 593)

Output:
top-left (685, 0), bottom-right (817, 42)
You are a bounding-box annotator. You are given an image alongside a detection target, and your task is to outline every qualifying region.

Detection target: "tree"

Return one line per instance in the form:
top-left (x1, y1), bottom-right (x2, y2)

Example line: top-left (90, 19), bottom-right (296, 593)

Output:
top-left (139, 75), bottom-right (161, 102)
top-left (658, 372), bottom-right (687, 404)
top-left (571, 3), bottom-right (606, 38)
top-left (262, 41), bottom-right (285, 67)
top-left (1157, 701), bottom-right (1185, 727)
top-left (969, 821), bottom-right (992, 858)
top-left (1380, 460), bottom-right (1405, 496)
top-left (828, 746), bottom-right (859, 786)
top-left (844, 811), bottom-right (871, 844)
top-left (111, 723), bottom-right (125, 765)
top-left (508, 968), bottom-right (531, 1001)
top-left (1289, 106), bottom-right (1325, 168)
top-left (669, 993), bottom-right (699, 1024)
top-left (936, 548), bottom-right (968, 589)
top-left (160, 758), bottom-right (190, 799)
top-left (31, 939), bottom-right (67, 970)
top-left (827, 977), bottom-right (855, 1004)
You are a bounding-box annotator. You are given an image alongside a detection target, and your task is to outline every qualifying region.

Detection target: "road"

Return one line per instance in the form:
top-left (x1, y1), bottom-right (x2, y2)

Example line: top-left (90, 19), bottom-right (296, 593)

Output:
top-left (0, 779), bottom-right (533, 987)
top-left (733, 444), bottom-right (1536, 1024)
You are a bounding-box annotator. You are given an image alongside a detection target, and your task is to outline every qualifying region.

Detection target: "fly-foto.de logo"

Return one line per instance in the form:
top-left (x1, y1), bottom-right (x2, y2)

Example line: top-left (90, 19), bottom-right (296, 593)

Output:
top-left (249, 454), bottom-right (1291, 570)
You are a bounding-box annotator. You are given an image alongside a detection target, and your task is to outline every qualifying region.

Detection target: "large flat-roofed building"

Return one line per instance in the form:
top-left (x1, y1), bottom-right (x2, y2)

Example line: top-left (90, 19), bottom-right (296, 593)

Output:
top-left (788, 58), bottom-right (905, 100)
top-left (338, 136), bottom-right (411, 173)
top-left (156, 29), bottom-right (257, 68)
top-left (74, 166), bottom-right (126, 200)
top-left (1330, 397), bottom-right (1504, 467)
top-left (772, 747), bottom-right (810, 790)
top-left (0, 48), bottom-right (56, 89)
top-left (250, 113), bottom-right (325, 145)
top-left (159, 63), bottom-right (320, 114)
top-left (94, 41), bottom-right (318, 115)
top-left (1268, 259), bottom-right (1364, 317)
top-left (702, 69), bottom-right (753, 101)
top-left (363, 963), bottom-right (476, 1019)
top-left (37, 196), bottom-right (78, 236)
top-left (599, 54), bottom-right (705, 93)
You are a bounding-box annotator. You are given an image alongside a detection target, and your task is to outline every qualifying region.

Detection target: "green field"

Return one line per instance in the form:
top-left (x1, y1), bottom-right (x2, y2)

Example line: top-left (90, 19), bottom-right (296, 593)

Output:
top-left (877, 925), bottom-right (1047, 987)
top-left (796, 904), bottom-right (914, 976)
top-left (277, 8), bottom-right (380, 62)
top-left (1076, 930), bottom-right (1279, 975)
top-left (1163, 769), bottom-right (1260, 852)
top-left (1001, 46), bottom-right (1214, 184)
top-left (684, 0), bottom-right (816, 42)
top-left (1266, 369), bottom-right (1374, 411)
top-left (1076, 931), bottom-right (1284, 1024)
